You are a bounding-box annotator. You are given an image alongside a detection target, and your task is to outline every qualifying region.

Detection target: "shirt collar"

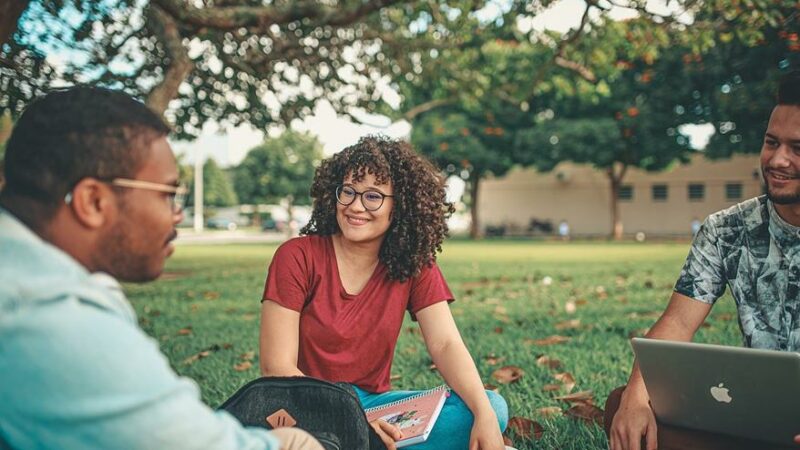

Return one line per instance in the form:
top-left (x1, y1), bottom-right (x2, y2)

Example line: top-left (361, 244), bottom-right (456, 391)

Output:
top-left (0, 206), bottom-right (137, 324)
top-left (768, 200), bottom-right (800, 249)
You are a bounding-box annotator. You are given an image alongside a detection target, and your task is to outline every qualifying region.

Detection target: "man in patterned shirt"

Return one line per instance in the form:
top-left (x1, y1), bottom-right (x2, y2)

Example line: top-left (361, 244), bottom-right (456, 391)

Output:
top-left (606, 70), bottom-right (800, 450)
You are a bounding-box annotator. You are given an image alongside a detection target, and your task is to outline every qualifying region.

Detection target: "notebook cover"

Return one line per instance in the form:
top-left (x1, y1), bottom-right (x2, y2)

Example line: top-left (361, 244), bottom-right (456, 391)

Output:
top-left (364, 386), bottom-right (450, 447)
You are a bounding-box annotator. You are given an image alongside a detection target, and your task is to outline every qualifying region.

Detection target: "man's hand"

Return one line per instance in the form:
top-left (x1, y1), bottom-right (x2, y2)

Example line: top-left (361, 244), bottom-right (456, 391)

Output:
top-left (468, 413), bottom-right (505, 450)
top-left (609, 390), bottom-right (658, 450)
top-left (369, 419), bottom-right (402, 450)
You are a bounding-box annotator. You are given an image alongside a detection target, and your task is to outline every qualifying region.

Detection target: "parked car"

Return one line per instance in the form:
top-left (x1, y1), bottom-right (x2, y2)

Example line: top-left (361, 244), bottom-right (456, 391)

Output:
top-left (261, 217), bottom-right (286, 232)
top-left (206, 217), bottom-right (239, 231)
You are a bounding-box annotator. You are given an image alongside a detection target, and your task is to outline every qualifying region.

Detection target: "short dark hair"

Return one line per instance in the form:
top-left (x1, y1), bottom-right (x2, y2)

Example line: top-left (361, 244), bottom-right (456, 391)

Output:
top-left (1, 86), bottom-right (169, 221)
top-left (777, 70), bottom-right (800, 106)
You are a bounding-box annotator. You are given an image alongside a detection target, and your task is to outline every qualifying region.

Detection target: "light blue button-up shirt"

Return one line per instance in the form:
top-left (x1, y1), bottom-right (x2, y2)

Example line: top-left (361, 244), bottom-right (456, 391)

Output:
top-left (0, 207), bottom-right (279, 449)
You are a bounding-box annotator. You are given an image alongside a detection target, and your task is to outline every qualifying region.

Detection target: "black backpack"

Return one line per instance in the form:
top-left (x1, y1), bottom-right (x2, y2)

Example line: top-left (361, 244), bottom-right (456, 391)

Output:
top-left (219, 376), bottom-right (386, 450)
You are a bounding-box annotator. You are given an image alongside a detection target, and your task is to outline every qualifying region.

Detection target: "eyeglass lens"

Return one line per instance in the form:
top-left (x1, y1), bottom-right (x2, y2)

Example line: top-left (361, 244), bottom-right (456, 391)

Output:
top-left (337, 186), bottom-right (385, 211)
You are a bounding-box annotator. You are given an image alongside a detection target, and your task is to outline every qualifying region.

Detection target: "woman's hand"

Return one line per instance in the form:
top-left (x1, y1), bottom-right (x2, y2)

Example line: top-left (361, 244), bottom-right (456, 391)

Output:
top-left (369, 419), bottom-right (403, 450)
top-left (468, 412), bottom-right (505, 450)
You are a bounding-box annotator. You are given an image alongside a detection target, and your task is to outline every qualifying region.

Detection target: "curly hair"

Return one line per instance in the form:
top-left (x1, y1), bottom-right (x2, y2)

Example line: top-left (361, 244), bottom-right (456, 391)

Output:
top-left (301, 135), bottom-right (455, 282)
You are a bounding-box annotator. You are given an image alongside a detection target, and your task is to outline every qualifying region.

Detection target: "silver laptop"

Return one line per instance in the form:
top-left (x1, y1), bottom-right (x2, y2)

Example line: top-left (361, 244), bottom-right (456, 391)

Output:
top-left (632, 337), bottom-right (800, 445)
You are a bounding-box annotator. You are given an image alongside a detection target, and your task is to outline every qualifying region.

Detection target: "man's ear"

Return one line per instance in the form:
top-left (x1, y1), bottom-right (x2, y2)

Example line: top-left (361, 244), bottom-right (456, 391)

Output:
top-left (67, 178), bottom-right (116, 229)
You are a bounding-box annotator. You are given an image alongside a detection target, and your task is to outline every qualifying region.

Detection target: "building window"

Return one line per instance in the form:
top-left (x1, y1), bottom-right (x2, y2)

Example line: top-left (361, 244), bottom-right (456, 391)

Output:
top-left (618, 185), bottom-right (634, 201)
top-left (688, 183), bottom-right (705, 201)
top-left (726, 182), bottom-right (743, 200)
top-left (652, 184), bottom-right (668, 201)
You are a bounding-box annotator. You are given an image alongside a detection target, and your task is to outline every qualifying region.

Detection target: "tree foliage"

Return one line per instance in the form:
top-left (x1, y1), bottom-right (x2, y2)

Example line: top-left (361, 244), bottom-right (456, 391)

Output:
top-left (233, 130), bottom-right (322, 208)
top-left (2, 0), bottom-right (695, 139)
top-left (184, 158), bottom-right (238, 208)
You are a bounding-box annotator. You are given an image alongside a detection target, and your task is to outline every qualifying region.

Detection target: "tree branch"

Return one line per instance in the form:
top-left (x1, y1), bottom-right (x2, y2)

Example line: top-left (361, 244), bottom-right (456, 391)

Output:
top-left (554, 56), bottom-right (596, 82)
top-left (532, 1), bottom-right (595, 86)
top-left (0, 0), bottom-right (30, 49)
top-left (152, 0), bottom-right (406, 31)
top-left (403, 97), bottom-right (457, 120)
top-left (145, 4), bottom-right (193, 115)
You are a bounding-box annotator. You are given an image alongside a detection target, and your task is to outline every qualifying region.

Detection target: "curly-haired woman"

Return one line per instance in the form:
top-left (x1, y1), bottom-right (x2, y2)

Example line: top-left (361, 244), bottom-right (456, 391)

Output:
top-left (258, 136), bottom-right (509, 450)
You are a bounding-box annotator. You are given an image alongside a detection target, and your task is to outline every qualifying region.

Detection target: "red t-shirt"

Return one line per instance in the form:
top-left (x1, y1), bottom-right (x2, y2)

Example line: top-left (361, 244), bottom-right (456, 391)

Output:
top-left (262, 235), bottom-right (453, 393)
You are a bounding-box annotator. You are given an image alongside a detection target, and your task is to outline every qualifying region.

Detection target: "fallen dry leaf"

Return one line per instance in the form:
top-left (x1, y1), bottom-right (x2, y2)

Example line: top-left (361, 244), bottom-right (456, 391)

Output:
top-left (718, 313), bottom-right (734, 321)
top-left (507, 416), bottom-right (544, 441)
top-left (233, 361), bottom-right (253, 371)
top-left (554, 372), bottom-right (576, 393)
top-left (535, 355), bottom-right (562, 370)
top-left (485, 354), bottom-right (506, 366)
top-left (565, 301), bottom-right (577, 314)
top-left (429, 363), bottom-right (438, 372)
top-left (239, 351), bottom-right (255, 361)
top-left (536, 406), bottom-right (563, 417)
top-left (182, 350), bottom-right (211, 365)
top-left (491, 365), bottom-right (524, 384)
top-left (530, 335), bottom-right (571, 346)
top-left (542, 384), bottom-right (561, 392)
top-left (484, 383), bottom-right (499, 392)
top-left (494, 327), bottom-right (504, 334)
top-left (565, 403), bottom-right (604, 426)
top-left (503, 435), bottom-right (514, 446)
top-left (554, 319), bottom-right (581, 330)
top-left (390, 374), bottom-right (401, 381)
top-left (555, 390), bottom-right (594, 404)
top-left (177, 327), bottom-right (193, 336)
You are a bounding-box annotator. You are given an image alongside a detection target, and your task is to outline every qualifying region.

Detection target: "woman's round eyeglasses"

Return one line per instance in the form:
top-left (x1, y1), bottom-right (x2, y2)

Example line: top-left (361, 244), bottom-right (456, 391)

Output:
top-left (335, 185), bottom-right (393, 211)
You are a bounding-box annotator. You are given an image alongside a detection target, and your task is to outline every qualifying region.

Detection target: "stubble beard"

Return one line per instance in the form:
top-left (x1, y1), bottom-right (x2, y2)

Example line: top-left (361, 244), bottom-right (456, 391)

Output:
top-left (764, 171), bottom-right (800, 205)
top-left (101, 217), bottom-right (163, 283)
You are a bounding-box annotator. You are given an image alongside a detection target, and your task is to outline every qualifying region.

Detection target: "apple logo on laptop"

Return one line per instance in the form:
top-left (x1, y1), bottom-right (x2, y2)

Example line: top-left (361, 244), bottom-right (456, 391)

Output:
top-left (710, 383), bottom-right (732, 403)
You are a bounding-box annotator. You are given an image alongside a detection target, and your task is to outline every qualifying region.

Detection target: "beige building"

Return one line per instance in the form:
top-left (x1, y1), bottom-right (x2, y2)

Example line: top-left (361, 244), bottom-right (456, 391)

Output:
top-left (478, 154), bottom-right (764, 237)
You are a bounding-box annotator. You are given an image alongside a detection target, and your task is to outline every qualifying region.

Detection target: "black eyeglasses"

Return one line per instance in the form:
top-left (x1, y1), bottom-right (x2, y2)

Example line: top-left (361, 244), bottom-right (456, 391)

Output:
top-left (335, 185), bottom-right (394, 211)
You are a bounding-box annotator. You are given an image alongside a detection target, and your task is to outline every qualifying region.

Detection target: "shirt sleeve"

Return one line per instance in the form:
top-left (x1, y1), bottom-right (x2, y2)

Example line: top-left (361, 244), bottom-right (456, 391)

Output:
top-left (0, 297), bottom-right (281, 450)
top-left (674, 217), bottom-right (728, 304)
top-left (407, 262), bottom-right (454, 319)
top-left (262, 239), bottom-right (311, 312)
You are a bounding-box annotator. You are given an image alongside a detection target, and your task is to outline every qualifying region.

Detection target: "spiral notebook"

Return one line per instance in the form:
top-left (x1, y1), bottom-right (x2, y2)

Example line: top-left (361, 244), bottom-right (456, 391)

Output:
top-left (364, 385), bottom-right (450, 447)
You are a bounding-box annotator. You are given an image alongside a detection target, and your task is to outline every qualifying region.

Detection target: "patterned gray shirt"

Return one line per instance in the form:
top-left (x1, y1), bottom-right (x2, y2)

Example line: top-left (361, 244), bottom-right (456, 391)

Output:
top-left (675, 195), bottom-right (800, 351)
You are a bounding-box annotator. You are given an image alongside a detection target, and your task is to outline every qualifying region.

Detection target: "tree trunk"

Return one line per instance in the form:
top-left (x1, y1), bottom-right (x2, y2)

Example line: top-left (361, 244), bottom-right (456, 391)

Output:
top-left (469, 176), bottom-right (481, 240)
top-left (0, 0), bottom-right (29, 50)
top-left (607, 163), bottom-right (628, 240)
top-left (145, 4), bottom-right (193, 115)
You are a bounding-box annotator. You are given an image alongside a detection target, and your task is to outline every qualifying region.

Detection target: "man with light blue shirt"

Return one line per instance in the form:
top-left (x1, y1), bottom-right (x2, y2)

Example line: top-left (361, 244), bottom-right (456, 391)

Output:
top-left (0, 87), bottom-right (322, 450)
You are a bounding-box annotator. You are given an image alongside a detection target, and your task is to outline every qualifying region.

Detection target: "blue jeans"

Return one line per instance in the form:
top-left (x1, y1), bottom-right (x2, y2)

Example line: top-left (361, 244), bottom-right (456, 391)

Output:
top-left (352, 385), bottom-right (509, 450)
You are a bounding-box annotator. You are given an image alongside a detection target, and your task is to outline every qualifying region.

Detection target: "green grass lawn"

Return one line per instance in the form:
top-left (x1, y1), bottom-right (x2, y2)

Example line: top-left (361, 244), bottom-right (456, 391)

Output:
top-left (125, 240), bottom-right (741, 449)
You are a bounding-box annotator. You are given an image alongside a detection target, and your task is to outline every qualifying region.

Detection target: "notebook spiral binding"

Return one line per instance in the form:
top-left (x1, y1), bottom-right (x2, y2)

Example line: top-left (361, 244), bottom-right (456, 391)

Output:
top-left (364, 385), bottom-right (450, 413)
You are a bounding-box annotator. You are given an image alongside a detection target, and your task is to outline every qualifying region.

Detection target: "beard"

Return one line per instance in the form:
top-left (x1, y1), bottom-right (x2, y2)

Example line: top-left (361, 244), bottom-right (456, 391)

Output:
top-left (763, 171), bottom-right (800, 205)
top-left (99, 216), bottom-right (169, 282)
